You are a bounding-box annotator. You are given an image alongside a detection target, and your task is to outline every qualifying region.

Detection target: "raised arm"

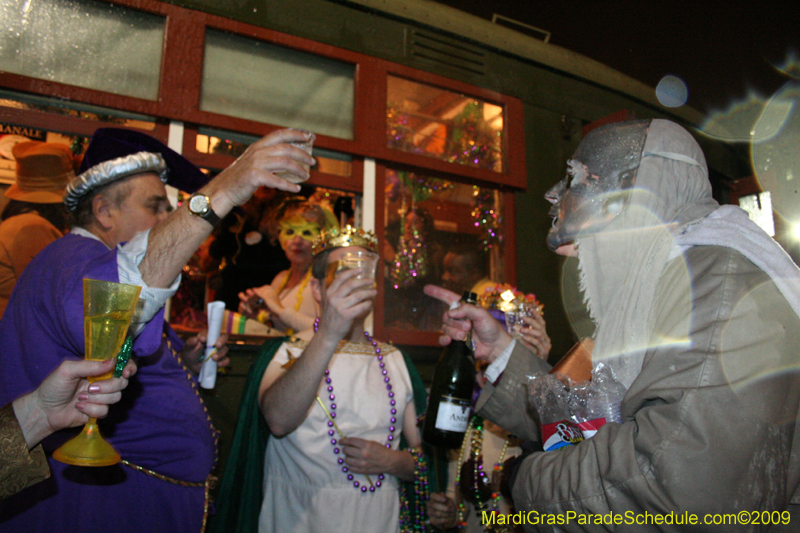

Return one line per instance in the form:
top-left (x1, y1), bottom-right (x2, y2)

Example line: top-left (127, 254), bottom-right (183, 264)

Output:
top-left (258, 268), bottom-right (376, 436)
top-left (139, 129), bottom-right (314, 288)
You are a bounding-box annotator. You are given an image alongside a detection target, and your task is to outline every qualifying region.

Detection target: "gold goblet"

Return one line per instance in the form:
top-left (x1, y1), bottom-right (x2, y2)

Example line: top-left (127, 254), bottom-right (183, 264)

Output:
top-left (52, 278), bottom-right (141, 467)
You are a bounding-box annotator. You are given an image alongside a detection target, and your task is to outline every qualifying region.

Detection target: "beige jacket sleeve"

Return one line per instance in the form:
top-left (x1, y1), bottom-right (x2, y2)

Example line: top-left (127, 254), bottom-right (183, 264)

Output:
top-left (476, 341), bottom-right (549, 443)
top-left (477, 247), bottom-right (800, 531)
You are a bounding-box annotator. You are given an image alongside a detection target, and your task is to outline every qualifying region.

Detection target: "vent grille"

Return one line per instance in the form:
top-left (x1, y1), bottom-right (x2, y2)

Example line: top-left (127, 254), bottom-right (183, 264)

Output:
top-left (405, 29), bottom-right (486, 77)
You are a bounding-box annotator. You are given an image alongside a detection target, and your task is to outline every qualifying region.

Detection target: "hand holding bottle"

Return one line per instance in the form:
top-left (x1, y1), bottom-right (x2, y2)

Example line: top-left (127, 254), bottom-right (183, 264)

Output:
top-left (422, 291), bottom-right (478, 449)
top-left (423, 284), bottom-right (513, 364)
top-left (238, 287), bottom-right (261, 317)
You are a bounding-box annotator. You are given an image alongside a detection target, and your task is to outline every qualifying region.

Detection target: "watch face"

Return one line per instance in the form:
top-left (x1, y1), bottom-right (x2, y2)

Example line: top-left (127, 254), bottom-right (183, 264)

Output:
top-left (190, 194), bottom-right (209, 215)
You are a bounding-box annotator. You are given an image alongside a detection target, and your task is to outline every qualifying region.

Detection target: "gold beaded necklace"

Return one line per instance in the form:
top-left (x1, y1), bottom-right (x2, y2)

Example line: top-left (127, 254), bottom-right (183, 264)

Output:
top-left (454, 415), bottom-right (514, 532)
top-left (277, 267), bottom-right (312, 312)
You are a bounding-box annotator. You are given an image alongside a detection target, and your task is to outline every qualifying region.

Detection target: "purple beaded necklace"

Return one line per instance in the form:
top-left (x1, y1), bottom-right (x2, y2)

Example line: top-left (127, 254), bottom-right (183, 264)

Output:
top-left (314, 317), bottom-right (398, 492)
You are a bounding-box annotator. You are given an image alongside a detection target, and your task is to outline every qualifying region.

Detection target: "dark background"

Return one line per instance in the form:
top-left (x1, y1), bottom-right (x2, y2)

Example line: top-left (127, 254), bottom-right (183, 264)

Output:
top-left (430, 0), bottom-right (799, 113)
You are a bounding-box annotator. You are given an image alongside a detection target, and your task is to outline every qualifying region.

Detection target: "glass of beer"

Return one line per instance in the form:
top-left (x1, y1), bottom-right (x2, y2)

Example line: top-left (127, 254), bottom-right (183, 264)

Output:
top-left (52, 278), bottom-right (141, 467)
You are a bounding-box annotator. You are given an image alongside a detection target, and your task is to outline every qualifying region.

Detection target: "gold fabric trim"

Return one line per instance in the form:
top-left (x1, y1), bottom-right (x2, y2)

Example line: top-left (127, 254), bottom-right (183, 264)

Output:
top-left (288, 337), bottom-right (395, 356)
top-left (0, 403), bottom-right (50, 500)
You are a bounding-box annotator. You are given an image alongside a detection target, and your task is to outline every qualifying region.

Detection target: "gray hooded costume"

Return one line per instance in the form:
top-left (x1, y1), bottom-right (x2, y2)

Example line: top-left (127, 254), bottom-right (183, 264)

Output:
top-left (477, 119), bottom-right (800, 531)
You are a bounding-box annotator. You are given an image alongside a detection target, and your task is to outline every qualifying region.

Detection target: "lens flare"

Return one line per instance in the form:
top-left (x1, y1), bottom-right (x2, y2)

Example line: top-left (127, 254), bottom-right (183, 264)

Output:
top-left (655, 75), bottom-right (689, 108)
top-left (774, 50), bottom-right (800, 80)
top-left (750, 82), bottom-right (800, 222)
top-left (700, 91), bottom-right (771, 143)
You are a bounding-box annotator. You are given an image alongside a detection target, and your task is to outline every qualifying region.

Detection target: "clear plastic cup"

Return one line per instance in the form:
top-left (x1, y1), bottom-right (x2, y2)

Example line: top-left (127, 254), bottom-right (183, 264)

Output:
top-left (325, 250), bottom-right (379, 287)
top-left (276, 130), bottom-right (315, 184)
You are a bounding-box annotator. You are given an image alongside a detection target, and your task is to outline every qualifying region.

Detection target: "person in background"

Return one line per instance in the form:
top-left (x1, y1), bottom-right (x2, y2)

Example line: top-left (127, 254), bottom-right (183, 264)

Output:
top-left (212, 226), bottom-right (437, 533)
top-left (0, 141), bottom-right (73, 318)
top-left (428, 119), bottom-right (800, 530)
top-left (1, 357), bottom-right (137, 500)
top-left (208, 187), bottom-right (290, 312)
top-left (238, 196), bottom-right (336, 335)
top-left (441, 242), bottom-right (494, 298)
top-left (0, 126), bottom-right (313, 533)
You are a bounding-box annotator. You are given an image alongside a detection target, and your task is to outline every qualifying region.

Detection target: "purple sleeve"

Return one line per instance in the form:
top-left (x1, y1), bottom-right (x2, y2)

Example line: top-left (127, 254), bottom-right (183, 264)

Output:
top-left (0, 235), bottom-right (125, 404)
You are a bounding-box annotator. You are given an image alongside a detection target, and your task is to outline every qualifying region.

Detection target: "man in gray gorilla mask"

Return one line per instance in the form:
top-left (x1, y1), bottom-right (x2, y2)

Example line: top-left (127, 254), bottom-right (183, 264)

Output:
top-left (426, 119), bottom-right (800, 531)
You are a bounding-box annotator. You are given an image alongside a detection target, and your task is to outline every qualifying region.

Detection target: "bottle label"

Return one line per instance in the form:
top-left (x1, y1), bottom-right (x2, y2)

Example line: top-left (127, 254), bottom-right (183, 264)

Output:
top-left (434, 396), bottom-right (471, 432)
top-left (577, 418), bottom-right (606, 439)
top-left (541, 420), bottom-right (585, 451)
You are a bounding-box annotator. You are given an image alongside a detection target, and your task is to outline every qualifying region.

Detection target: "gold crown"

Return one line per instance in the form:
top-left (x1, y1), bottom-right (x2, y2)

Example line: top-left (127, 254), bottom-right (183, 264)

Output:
top-left (312, 224), bottom-right (379, 255)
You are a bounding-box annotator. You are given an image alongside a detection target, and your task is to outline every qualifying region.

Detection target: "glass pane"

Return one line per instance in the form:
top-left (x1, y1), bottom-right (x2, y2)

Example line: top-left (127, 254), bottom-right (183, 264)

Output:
top-left (0, 0), bottom-right (164, 100)
top-left (0, 89), bottom-right (157, 129)
top-left (201, 30), bottom-right (355, 140)
top-left (195, 128), bottom-right (353, 178)
top-left (381, 168), bottom-right (506, 332)
top-left (387, 76), bottom-right (504, 172)
top-left (0, 124), bottom-right (88, 193)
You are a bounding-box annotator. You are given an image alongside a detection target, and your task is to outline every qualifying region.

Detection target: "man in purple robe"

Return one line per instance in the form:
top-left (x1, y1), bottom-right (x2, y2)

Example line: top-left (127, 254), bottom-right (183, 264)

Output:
top-left (0, 127), bottom-right (314, 532)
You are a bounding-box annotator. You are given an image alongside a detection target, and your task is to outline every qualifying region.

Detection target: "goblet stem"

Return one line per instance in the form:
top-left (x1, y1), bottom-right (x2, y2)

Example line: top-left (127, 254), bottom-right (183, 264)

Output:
top-left (52, 417), bottom-right (121, 467)
top-left (84, 417), bottom-right (99, 434)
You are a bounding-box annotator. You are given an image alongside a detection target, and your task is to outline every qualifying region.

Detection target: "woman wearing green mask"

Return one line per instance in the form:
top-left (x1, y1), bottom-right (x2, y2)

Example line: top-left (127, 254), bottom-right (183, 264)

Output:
top-left (239, 197), bottom-right (336, 335)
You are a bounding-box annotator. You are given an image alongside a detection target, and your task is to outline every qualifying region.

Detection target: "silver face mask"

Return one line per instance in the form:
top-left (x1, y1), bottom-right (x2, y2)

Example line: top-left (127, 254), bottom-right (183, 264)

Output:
top-left (546, 120), bottom-right (650, 250)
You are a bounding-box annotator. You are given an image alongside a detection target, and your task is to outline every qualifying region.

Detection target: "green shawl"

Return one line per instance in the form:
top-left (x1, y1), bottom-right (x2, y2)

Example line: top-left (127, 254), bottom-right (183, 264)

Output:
top-left (209, 336), bottom-right (444, 533)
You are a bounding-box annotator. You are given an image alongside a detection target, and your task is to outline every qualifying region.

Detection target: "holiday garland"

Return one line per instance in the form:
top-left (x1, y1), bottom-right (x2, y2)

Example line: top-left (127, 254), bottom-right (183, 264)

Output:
top-left (386, 99), bottom-right (505, 261)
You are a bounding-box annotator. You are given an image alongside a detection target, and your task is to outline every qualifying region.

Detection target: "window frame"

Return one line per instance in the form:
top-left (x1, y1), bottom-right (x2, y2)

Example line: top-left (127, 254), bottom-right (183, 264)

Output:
top-left (0, 0), bottom-right (525, 346)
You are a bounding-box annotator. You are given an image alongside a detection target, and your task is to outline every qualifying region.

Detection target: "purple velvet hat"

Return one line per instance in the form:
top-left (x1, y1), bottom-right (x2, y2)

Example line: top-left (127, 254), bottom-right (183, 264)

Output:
top-left (64, 128), bottom-right (210, 210)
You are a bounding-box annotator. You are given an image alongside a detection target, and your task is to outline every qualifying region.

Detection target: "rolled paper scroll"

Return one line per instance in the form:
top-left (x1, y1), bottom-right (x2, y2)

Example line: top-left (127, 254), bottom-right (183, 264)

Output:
top-left (199, 300), bottom-right (225, 389)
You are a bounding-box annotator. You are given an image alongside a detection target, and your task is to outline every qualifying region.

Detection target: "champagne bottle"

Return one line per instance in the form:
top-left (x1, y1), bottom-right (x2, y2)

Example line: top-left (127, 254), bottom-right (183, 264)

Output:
top-left (422, 291), bottom-right (478, 448)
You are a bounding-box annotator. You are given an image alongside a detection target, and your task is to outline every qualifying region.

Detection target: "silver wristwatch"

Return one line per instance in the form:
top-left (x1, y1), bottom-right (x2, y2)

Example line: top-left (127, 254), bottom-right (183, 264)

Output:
top-left (187, 193), bottom-right (221, 227)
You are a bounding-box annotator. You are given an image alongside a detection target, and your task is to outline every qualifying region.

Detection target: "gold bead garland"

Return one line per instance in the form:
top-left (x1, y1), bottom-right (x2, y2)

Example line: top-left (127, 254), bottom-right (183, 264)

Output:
top-left (276, 267), bottom-right (312, 313)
